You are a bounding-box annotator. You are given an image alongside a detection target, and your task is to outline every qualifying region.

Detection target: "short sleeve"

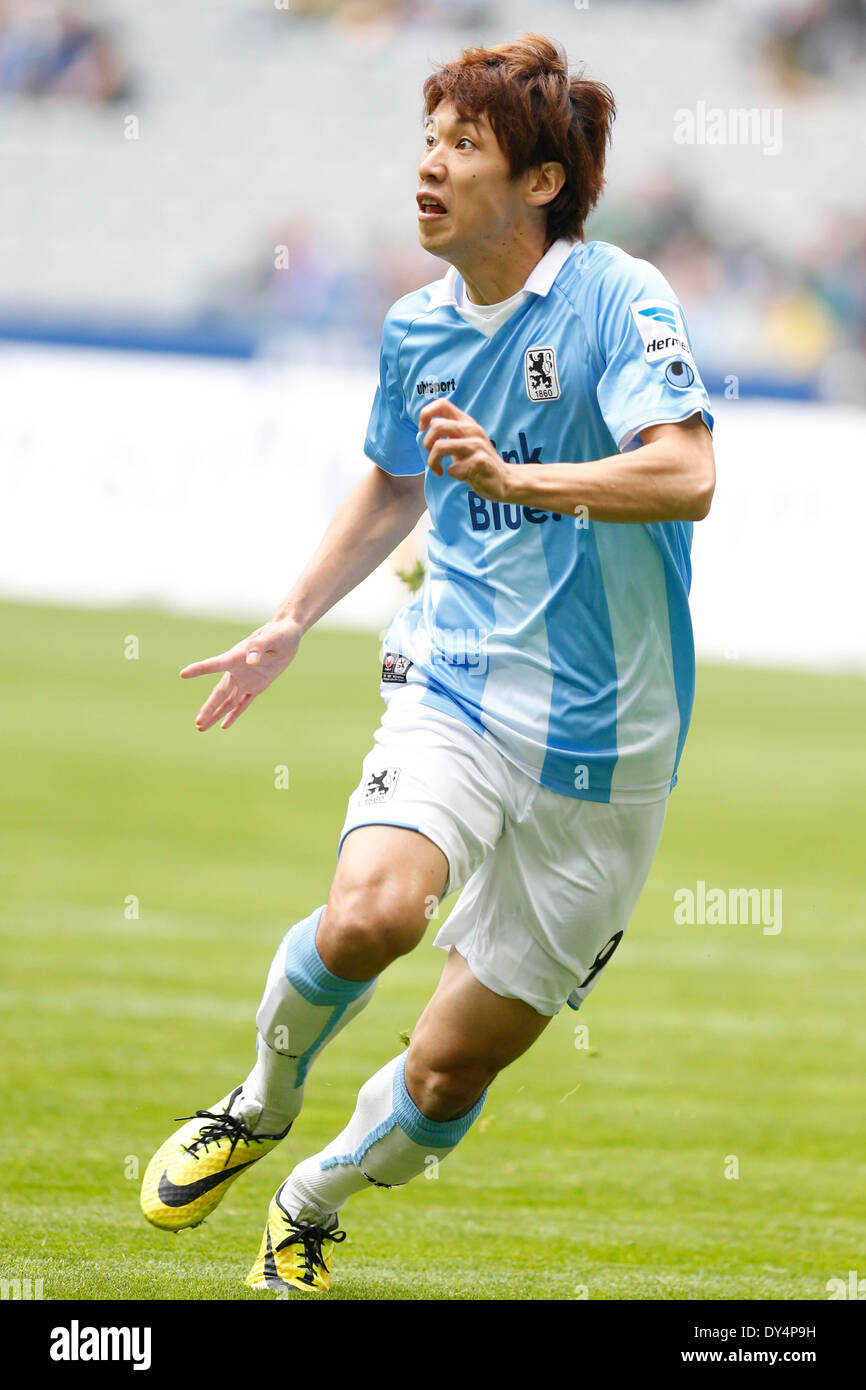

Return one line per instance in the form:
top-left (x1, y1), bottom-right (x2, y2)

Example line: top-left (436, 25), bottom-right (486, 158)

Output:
top-left (364, 312), bottom-right (425, 476)
top-left (594, 257), bottom-right (714, 452)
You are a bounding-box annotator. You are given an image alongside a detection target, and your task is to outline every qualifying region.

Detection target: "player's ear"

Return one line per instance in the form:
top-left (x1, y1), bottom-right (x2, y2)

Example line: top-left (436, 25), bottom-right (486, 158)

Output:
top-left (524, 161), bottom-right (565, 209)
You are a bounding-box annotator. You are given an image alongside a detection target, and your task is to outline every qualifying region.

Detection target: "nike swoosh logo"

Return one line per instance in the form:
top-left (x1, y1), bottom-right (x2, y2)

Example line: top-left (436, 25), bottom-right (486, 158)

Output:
top-left (158, 1161), bottom-right (257, 1207)
top-left (263, 1226), bottom-right (279, 1287)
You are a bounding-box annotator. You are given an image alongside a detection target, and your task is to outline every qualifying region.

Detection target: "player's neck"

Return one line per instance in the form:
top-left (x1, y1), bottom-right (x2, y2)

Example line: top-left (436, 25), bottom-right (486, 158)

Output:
top-left (455, 229), bottom-right (551, 306)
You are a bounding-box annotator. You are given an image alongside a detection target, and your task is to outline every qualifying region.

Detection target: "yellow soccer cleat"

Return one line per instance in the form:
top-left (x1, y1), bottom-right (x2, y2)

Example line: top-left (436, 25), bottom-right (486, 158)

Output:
top-left (245, 1187), bottom-right (346, 1294)
top-left (140, 1086), bottom-right (291, 1232)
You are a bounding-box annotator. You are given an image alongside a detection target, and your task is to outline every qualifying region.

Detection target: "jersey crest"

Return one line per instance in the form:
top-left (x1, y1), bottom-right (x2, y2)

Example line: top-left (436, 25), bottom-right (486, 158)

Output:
top-left (524, 345), bottom-right (560, 402)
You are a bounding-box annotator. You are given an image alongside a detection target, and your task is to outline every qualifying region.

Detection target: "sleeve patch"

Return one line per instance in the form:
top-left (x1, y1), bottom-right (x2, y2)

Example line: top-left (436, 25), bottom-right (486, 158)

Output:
top-left (628, 298), bottom-right (694, 364)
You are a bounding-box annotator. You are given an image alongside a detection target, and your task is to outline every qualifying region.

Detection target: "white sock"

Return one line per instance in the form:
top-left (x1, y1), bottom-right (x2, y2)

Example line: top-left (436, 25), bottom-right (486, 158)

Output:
top-left (278, 1052), bottom-right (486, 1223)
top-left (238, 906), bottom-right (376, 1135)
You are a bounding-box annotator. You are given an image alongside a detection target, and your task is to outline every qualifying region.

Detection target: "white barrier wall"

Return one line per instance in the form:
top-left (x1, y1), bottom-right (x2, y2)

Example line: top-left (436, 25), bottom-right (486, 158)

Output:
top-left (1, 344), bottom-right (864, 670)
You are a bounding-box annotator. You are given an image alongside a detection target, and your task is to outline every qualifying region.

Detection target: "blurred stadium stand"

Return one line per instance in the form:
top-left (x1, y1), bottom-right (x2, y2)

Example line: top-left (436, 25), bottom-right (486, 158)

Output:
top-left (1, 0), bottom-right (864, 398)
top-left (1, 0), bottom-right (864, 668)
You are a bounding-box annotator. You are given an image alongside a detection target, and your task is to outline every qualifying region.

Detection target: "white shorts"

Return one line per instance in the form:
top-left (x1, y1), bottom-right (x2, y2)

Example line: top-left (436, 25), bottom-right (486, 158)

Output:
top-left (339, 686), bottom-right (668, 1017)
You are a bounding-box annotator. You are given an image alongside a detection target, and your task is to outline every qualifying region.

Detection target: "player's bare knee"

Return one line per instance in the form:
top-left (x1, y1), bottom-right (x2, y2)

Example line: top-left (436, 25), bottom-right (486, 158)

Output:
top-left (321, 877), bottom-right (428, 972)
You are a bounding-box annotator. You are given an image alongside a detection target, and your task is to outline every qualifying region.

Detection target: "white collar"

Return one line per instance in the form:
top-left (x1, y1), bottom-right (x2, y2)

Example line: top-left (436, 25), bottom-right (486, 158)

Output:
top-left (425, 237), bottom-right (577, 313)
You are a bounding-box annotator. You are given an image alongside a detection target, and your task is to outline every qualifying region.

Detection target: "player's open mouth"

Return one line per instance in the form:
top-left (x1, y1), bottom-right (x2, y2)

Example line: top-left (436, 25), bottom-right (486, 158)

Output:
top-left (417, 192), bottom-right (448, 220)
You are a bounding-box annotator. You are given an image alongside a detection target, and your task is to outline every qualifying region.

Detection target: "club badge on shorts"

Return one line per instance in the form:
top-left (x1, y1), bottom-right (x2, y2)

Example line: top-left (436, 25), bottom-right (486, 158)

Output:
top-left (524, 345), bottom-right (560, 402)
top-left (361, 768), bottom-right (401, 805)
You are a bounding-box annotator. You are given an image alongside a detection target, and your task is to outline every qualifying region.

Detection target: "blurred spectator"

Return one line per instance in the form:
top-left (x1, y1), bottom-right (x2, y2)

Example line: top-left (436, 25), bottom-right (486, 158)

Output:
top-left (0, 0), bottom-right (862, 404)
top-left (589, 172), bottom-right (866, 395)
top-left (0, 0), bottom-right (129, 102)
top-left (206, 175), bottom-right (866, 401)
top-left (208, 219), bottom-right (441, 354)
top-left (762, 0), bottom-right (866, 89)
top-left (270, 0), bottom-right (492, 28)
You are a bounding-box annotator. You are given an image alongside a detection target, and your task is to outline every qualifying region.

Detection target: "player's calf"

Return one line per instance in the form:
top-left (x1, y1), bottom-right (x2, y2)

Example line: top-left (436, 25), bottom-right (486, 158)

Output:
top-left (248, 829), bottom-right (446, 1132)
top-left (245, 1050), bottom-right (488, 1292)
top-left (143, 831), bottom-right (448, 1239)
top-left (141, 904), bottom-right (379, 1235)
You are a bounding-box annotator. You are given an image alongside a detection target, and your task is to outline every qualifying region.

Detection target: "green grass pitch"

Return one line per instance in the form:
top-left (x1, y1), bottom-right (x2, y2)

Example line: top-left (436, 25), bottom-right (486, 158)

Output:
top-left (0, 599), bottom-right (864, 1301)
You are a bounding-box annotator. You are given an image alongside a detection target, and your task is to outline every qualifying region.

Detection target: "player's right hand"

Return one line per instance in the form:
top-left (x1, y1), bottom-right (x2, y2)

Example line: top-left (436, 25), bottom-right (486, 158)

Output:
top-left (180, 617), bottom-right (303, 731)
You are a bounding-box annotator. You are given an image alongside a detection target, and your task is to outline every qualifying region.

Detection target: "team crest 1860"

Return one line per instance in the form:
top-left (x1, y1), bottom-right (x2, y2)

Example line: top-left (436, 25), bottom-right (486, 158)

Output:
top-left (524, 346), bottom-right (560, 402)
top-left (360, 768), bottom-right (400, 806)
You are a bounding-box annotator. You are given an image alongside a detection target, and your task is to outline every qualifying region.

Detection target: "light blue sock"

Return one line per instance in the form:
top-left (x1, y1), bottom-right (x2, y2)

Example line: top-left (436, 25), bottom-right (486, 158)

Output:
top-left (278, 1052), bottom-right (487, 1220)
top-left (241, 907), bottom-right (377, 1134)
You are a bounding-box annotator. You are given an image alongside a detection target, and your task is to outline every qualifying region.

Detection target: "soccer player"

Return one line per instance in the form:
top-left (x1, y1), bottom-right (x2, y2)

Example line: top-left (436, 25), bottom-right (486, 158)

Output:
top-left (141, 34), bottom-right (715, 1294)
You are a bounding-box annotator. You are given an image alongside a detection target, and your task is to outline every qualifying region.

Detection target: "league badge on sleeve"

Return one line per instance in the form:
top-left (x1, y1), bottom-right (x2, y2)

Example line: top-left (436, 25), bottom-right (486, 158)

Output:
top-left (665, 359), bottom-right (696, 389)
top-left (524, 346), bottom-right (561, 402)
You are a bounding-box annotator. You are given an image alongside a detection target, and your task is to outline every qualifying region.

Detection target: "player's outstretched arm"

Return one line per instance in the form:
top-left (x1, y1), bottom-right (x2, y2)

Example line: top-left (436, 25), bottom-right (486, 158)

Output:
top-left (182, 465), bottom-right (426, 731)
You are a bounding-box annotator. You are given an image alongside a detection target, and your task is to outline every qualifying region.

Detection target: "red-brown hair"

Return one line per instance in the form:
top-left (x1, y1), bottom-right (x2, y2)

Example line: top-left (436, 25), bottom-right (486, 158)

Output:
top-left (423, 34), bottom-right (615, 243)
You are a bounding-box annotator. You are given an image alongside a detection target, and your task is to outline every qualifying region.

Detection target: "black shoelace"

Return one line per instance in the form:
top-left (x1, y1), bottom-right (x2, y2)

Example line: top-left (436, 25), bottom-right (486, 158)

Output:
top-left (175, 1106), bottom-right (264, 1167)
top-left (275, 1219), bottom-right (347, 1283)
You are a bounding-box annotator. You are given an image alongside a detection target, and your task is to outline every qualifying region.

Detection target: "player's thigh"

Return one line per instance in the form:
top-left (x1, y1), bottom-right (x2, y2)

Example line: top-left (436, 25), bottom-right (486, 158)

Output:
top-left (337, 690), bottom-right (506, 898)
top-left (518, 792), bottom-right (669, 1009)
top-left (321, 692), bottom-right (507, 974)
top-left (435, 792), bottom-right (668, 1016)
top-left (405, 946), bottom-right (552, 1116)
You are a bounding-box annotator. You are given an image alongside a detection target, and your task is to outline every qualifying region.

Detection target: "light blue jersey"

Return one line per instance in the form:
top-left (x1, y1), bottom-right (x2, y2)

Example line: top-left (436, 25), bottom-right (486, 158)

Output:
top-left (364, 239), bottom-right (714, 803)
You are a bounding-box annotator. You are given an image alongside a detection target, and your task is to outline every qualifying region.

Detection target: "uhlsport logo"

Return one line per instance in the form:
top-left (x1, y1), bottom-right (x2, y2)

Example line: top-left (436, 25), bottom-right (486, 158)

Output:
top-left (416, 376), bottom-right (456, 397)
top-left (629, 299), bottom-right (694, 364)
top-left (524, 346), bottom-right (560, 401)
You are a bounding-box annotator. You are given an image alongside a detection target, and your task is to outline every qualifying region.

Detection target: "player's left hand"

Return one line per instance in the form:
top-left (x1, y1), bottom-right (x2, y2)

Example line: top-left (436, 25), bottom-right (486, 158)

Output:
top-left (419, 399), bottom-right (512, 502)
